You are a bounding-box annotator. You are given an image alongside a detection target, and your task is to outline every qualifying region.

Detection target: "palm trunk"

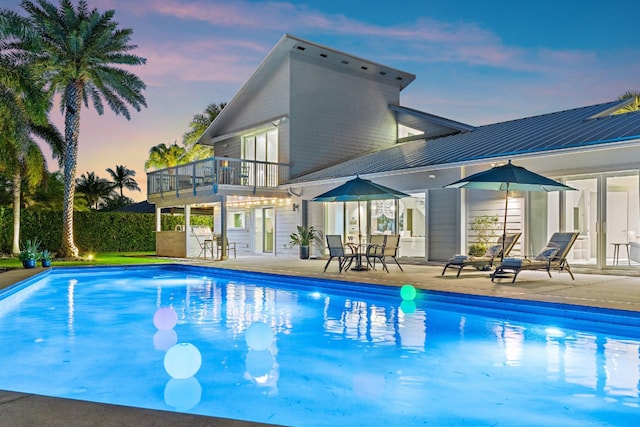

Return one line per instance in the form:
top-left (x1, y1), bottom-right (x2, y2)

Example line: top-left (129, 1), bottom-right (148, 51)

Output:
top-left (60, 83), bottom-right (81, 258)
top-left (11, 172), bottom-right (21, 256)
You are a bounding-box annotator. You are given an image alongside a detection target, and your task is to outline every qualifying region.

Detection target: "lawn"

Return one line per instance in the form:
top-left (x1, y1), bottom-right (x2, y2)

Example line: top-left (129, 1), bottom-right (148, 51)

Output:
top-left (0, 252), bottom-right (170, 269)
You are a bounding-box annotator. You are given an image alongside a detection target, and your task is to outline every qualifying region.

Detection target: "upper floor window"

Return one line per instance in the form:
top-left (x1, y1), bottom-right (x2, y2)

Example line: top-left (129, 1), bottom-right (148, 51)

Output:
top-left (242, 128), bottom-right (278, 162)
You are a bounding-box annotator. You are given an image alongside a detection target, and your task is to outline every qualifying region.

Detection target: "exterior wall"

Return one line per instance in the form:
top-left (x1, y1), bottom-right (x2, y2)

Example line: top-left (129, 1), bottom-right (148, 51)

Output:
top-left (467, 191), bottom-right (523, 257)
top-left (427, 188), bottom-right (460, 261)
top-left (288, 53), bottom-right (399, 177)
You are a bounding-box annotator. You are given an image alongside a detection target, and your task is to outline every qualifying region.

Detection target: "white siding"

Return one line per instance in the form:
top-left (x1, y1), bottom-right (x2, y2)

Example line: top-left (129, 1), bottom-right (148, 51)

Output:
top-left (467, 191), bottom-right (523, 256)
top-left (289, 53), bottom-right (399, 177)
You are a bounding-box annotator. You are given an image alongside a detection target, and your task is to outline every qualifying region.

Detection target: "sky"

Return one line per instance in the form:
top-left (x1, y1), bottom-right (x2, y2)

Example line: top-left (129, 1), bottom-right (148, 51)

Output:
top-left (1, 0), bottom-right (638, 201)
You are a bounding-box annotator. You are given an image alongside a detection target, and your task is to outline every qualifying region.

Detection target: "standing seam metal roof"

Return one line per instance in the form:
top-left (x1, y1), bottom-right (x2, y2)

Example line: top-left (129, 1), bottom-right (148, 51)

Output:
top-left (289, 101), bottom-right (640, 183)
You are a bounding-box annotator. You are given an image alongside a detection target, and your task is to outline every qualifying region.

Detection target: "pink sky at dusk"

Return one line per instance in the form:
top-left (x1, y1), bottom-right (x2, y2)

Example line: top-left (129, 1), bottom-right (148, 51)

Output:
top-left (1, 0), bottom-right (638, 201)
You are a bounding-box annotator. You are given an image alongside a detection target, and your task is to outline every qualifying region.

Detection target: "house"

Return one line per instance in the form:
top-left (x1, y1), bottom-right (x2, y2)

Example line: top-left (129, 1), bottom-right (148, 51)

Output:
top-left (147, 34), bottom-right (640, 270)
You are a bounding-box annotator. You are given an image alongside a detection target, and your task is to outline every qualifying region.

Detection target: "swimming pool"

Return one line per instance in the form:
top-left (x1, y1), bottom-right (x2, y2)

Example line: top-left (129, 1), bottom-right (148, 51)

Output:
top-left (0, 264), bottom-right (638, 426)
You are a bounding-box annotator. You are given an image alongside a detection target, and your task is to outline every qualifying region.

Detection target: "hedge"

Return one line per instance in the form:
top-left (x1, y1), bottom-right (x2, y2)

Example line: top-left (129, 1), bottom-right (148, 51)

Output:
top-left (0, 208), bottom-right (212, 254)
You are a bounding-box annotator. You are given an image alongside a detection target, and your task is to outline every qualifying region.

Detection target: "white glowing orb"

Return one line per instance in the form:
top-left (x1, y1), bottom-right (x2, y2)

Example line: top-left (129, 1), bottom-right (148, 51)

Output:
top-left (153, 307), bottom-right (178, 330)
top-left (153, 329), bottom-right (178, 351)
top-left (245, 321), bottom-right (274, 351)
top-left (245, 349), bottom-right (274, 378)
top-left (164, 343), bottom-right (202, 379)
top-left (164, 377), bottom-right (202, 411)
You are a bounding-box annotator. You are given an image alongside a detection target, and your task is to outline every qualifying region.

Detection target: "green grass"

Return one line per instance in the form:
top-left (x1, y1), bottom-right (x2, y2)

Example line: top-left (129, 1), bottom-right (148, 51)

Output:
top-left (0, 252), bottom-right (170, 269)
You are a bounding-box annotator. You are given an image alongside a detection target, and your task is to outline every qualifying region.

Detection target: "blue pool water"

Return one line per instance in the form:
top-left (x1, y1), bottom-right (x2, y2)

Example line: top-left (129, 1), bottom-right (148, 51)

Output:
top-left (0, 264), bottom-right (639, 426)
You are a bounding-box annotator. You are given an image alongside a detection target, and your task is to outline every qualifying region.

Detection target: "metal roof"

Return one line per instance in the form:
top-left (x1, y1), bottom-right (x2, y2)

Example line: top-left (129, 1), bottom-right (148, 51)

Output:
top-left (289, 100), bottom-right (640, 183)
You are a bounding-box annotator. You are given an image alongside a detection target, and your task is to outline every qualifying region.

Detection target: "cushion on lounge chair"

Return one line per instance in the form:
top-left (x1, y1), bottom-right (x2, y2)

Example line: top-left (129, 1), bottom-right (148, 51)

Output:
top-left (535, 246), bottom-right (559, 261)
top-left (501, 257), bottom-right (522, 268)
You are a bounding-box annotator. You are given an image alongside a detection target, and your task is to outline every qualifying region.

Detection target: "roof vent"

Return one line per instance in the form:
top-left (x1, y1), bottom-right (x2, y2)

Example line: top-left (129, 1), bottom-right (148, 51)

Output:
top-left (396, 76), bottom-right (403, 81)
top-left (320, 53), bottom-right (327, 58)
top-left (341, 60), bottom-right (349, 65)
top-left (361, 66), bottom-right (368, 70)
top-left (296, 46), bottom-right (306, 51)
top-left (379, 71), bottom-right (387, 76)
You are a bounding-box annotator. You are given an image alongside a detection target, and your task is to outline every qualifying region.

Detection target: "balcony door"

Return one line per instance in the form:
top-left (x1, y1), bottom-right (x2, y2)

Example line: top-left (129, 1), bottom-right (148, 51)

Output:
top-left (253, 207), bottom-right (274, 254)
top-left (242, 128), bottom-right (278, 186)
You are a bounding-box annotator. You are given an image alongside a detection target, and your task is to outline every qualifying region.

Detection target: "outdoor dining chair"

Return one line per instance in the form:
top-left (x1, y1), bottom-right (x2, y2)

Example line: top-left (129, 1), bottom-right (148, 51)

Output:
top-left (324, 235), bottom-right (358, 273)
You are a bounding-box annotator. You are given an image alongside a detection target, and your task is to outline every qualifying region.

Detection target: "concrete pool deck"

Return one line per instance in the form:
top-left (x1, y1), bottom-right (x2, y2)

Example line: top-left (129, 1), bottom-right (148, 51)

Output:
top-left (1, 258), bottom-right (639, 426)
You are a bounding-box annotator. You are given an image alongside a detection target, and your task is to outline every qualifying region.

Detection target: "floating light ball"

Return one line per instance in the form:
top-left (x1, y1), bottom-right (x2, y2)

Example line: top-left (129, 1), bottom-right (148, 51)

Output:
top-left (154, 307), bottom-right (178, 330)
top-left (245, 349), bottom-right (275, 378)
top-left (164, 377), bottom-right (202, 411)
top-left (164, 343), bottom-right (202, 379)
top-left (153, 329), bottom-right (178, 351)
top-left (245, 321), bottom-right (274, 351)
top-left (400, 299), bottom-right (416, 314)
top-left (400, 284), bottom-right (416, 301)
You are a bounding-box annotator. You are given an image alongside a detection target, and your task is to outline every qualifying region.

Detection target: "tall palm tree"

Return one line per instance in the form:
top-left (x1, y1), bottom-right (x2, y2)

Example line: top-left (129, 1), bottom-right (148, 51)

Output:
top-left (106, 164), bottom-right (140, 197)
top-left (0, 35), bottom-right (60, 255)
top-left (75, 171), bottom-right (112, 210)
top-left (616, 90), bottom-right (640, 113)
top-left (5, 0), bottom-right (147, 257)
top-left (144, 142), bottom-right (187, 172)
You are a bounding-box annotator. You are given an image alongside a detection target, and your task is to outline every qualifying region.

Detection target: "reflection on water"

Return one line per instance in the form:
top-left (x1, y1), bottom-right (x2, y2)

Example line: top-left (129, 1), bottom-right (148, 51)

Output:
top-left (2, 268), bottom-right (638, 425)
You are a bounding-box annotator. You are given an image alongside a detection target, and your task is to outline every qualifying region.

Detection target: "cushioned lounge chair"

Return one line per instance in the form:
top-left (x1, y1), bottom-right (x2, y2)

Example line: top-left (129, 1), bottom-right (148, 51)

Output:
top-left (491, 232), bottom-right (580, 283)
top-left (324, 235), bottom-right (358, 273)
top-left (442, 233), bottom-right (522, 277)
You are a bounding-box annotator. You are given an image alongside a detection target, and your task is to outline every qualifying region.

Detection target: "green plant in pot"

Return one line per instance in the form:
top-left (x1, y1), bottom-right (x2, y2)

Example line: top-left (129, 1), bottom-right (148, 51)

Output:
top-left (40, 250), bottom-right (53, 268)
top-left (289, 225), bottom-right (316, 259)
top-left (18, 239), bottom-right (41, 268)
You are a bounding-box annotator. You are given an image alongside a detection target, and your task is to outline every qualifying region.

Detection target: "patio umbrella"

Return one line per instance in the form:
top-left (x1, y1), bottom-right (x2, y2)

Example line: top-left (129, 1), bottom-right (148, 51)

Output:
top-left (444, 160), bottom-right (575, 259)
top-left (312, 176), bottom-right (410, 243)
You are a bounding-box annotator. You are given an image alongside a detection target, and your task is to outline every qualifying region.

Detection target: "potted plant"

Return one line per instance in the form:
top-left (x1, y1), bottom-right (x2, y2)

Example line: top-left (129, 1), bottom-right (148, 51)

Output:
top-left (289, 225), bottom-right (316, 259)
top-left (18, 239), bottom-right (41, 269)
top-left (468, 215), bottom-right (501, 256)
top-left (40, 250), bottom-right (53, 268)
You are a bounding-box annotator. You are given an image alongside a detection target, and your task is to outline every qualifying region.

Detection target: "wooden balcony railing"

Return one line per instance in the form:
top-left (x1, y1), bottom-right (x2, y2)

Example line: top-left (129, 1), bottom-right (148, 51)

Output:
top-left (147, 157), bottom-right (290, 197)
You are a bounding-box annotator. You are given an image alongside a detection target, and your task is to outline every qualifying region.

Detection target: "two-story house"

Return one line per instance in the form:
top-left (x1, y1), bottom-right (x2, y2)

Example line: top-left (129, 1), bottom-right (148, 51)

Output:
top-left (148, 34), bottom-right (640, 270)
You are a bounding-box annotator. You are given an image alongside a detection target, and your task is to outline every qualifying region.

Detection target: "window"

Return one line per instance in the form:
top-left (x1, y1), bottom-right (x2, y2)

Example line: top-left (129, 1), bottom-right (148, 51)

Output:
top-left (398, 124), bottom-right (424, 140)
top-left (242, 128), bottom-right (278, 162)
top-left (227, 211), bottom-right (245, 229)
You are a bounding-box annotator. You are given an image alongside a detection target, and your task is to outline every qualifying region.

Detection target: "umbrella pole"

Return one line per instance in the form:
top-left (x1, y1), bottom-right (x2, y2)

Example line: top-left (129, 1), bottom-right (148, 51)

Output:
top-left (358, 199), bottom-right (362, 244)
top-left (501, 184), bottom-right (509, 261)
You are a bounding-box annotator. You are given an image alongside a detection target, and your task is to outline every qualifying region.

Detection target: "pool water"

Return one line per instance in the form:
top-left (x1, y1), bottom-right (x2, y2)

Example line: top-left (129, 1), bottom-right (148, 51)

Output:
top-left (0, 264), bottom-right (638, 426)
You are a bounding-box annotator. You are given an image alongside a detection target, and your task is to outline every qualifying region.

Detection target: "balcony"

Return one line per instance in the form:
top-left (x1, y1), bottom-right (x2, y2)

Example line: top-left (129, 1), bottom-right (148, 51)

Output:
top-left (147, 157), bottom-right (290, 200)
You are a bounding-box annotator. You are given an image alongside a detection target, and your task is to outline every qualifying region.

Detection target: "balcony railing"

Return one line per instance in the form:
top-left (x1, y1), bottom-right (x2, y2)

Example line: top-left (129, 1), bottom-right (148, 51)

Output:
top-left (147, 157), bottom-right (290, 196)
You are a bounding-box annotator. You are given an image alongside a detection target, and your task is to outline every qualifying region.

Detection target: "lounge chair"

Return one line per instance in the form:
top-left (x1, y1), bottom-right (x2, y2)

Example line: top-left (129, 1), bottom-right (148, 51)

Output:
top-left (324, 235), bottom-right (358, 273)
top-left (442, 233), bottom-right (522, 277)
top-left (491, 232), bottom-right (580, 283)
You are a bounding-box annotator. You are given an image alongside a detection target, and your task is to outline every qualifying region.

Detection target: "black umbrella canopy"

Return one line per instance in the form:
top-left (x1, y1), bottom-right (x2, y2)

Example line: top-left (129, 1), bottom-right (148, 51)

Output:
top-left (444, 160), bottom-right (575, 259)
top-left (312, 176), bottom-right (410, 243)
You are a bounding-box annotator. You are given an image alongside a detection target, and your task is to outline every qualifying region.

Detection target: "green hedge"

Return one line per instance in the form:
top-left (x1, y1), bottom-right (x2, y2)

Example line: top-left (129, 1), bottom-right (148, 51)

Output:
top-left (0, 208), bottom-right (212, 254)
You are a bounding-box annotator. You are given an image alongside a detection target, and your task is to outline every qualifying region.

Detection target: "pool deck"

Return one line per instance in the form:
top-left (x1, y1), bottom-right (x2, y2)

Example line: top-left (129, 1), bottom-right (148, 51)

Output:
top-left (1, 257), bottom-right (640, 426)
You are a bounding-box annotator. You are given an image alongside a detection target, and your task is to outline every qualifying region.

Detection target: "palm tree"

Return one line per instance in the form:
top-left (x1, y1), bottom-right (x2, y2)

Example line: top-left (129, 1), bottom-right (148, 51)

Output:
top-left (181, 102), bottom-right (225, 162)
top-left (616, 90), bottom-right (640, 113)
top-left (0, 34), bottom-right (61, 255)
top-left (106, 165), bottom-right (140, 197)
top-left (75, 171), bottom-right (112, 210)
top-left (144, 142), bottom-right (187, 172)
top-left (5, 0), bottom-right (147, 257)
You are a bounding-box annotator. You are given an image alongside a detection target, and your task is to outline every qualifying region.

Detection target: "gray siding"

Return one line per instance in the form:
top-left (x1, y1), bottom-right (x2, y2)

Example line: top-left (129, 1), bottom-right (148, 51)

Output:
top-left (288, 53), bottom-right (399, 178)
top-left (428, 189), bottom-right (460, 261)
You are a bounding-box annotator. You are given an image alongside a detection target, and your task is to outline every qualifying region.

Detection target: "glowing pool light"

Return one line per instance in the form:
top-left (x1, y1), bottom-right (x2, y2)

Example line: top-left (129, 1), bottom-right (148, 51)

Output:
top-left (245, 321), bottom-right (274, 351)
top-left (153, 307), bottom-right (178, 330)
top-left (164, 343), bottom-right (202, 379)
top-left (400, 284), bottom-right (416, 300)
